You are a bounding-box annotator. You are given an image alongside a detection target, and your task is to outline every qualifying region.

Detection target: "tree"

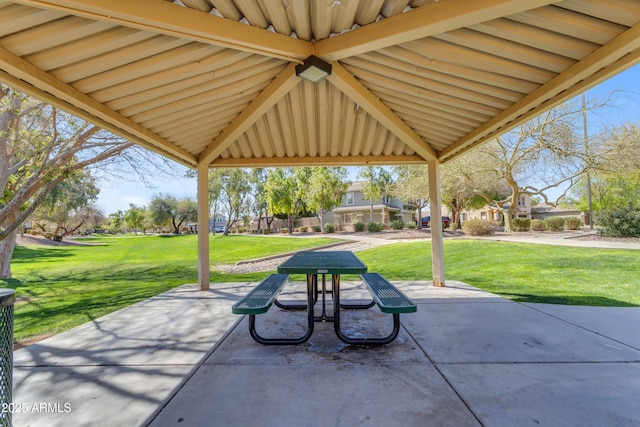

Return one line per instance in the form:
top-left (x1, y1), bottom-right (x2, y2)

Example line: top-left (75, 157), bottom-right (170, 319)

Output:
top-left (108, 210), bottom-right (125, 234)
top-left (571, 123), bottom-right (640, 212)
top-left (265, 168), bottom-right (305, 233)
top-left (209, 168), bottom-right (252, 235)
top-left (304, 167), bottom-right (348, 233)
top-left (473, 99), bottom-right (609, 232)
top-left (391, 165), bottom-right (429, 228)
top-left (34, 169), bottom-right (100, 238)
top-left (0, 86), bottom-right (135, 277)
top-left (441, 154), bottom-right (508, 228)
top-left (124, 204), bottom-right (146, 235)
top-left (149, 194), bottom-right (197, 234)
top-left (249, 168), bottom-right (270, 232)
top-left (357, 166), bottom-right (393, 223)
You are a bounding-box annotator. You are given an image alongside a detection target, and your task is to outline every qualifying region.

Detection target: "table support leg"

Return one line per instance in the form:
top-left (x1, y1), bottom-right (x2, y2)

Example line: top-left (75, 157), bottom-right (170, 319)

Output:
top-left (248, 275), bottom-right (315, 345)
top-left (332, 274), bottom-right (401, 345)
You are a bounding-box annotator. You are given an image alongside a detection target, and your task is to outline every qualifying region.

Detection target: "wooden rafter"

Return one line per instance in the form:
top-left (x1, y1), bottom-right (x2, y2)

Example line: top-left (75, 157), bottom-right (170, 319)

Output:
top-left (0, 46), bottom-right (197, 165)
top-left (13, 0), bottom-right (312, 61)
top-left (314, 0), bottom-right (557, 61)
top-left (199, 62), bottom-right (300, 165)
top-left (328, 62), bottom-right (437, 161)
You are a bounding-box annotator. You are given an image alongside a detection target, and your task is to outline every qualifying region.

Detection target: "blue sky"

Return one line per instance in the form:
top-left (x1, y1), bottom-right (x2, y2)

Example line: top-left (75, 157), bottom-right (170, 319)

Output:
top-left (96, 63), bottom-right (640, 214)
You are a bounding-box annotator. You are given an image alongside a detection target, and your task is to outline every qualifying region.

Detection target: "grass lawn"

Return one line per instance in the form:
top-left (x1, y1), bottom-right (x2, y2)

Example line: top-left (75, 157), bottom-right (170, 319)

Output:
top-left (355, 239), bottom-right (640, 307)
top-left (3, 235), bottom-right (639, 344)
top-left (2, 234), bottom-right (341, 343)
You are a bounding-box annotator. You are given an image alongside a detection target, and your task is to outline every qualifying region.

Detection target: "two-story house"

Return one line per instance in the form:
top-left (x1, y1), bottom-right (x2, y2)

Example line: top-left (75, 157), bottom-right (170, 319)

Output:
top-left (324, 182), bottom-right (415, 231)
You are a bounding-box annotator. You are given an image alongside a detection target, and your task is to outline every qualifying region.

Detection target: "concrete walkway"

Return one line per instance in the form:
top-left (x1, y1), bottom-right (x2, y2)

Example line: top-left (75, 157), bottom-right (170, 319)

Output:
top-left (13, 279), bottom-right (640, 426)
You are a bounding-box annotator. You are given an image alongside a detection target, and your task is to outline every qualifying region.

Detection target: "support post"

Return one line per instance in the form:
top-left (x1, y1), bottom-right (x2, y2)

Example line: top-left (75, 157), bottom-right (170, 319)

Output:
top-left (197, 162), bottom-right (210, 291)
top-left (428, 160), bottom-right (446, 287)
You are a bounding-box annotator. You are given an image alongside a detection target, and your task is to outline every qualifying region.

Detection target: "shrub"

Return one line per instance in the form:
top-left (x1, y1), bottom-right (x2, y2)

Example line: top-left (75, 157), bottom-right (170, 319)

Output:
top-left (353, 221), bottom-right (365, 232)
top-left (280, 227), bottom-right (289, 233)
top-left (261, 228), bottom-right (270, 234)
top-left (462, 219), bottom-right (498, 236)
top-left (390, 220), bottom-right (404, 230)
top-left (449, 222), bottom-right (458, 231)
top-left (595, 207), bottom-right (640, 237)
top-left (531, 219), bottom-right (546, 231)
top-left (544, 217), bottom-right (565, 232)
top-left (44, 232), bottom-right (54, 239)
top-left (313, 225), bottom-right (321, 232)
top-left (53, 235), bottom-right (63, 242)
top-left (512, 218), bottom-right (531, 232)
top-left (324, 223), bottom-right (335, 233)
top-left (406, 221), bottom-right (417, 229)
top-left (367, 222), bottom-right (384, 232)
top-left (564, 217), bottom-right (582, 230)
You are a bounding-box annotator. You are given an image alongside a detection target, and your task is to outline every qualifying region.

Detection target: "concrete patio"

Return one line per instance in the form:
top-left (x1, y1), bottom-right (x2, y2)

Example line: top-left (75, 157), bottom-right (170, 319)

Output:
top-left (12, 280), bottom-right (640, 426)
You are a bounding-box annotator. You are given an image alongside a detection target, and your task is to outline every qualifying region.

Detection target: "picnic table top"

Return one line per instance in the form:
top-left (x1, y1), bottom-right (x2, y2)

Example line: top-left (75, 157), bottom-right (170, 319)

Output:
top-left (277, 251), bottom-right (367, 275)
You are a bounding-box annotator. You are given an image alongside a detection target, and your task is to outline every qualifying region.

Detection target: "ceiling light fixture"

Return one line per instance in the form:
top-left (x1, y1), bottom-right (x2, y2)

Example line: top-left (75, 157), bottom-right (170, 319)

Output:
top-left (295, 55), bottom-right (332, 83)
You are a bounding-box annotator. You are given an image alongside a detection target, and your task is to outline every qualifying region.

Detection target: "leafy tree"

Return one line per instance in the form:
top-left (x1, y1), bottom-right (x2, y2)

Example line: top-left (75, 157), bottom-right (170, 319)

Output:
top-left (124, 204), bottom-right (146, 235)
top-left (304, 167), bottom-right (348, 233)
top-left (149, 194), bottom-right (197, 234)
top-left (265, 168), bottom-right (305, 233)
top-left (249, 168), bottom-right (270, 232)
top-left (34, 169), bottom-right (100, 237)
top-left (209, 168), bottom-right (252, 235)
top-left (108, 210), bottom-right (125, 233)
top-left (391, 165), bottom-right (429, 228)
top-left (441, 153), bottom-right (509, 228)
top-left (357, 166), bottom-right (393, 223)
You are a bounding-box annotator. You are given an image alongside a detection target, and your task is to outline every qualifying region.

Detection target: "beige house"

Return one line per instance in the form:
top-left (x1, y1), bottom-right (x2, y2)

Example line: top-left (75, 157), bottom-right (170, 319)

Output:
top-left (458, 193), bottom-right (532, 224)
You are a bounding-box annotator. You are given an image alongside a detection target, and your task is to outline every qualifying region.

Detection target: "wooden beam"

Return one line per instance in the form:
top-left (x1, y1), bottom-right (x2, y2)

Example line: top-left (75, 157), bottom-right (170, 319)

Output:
top-left (198, 62), bottom-right (300, 165)
top-left (210, 154), bottom-right (427, 168)
top-left (314, 0), bottom-right (557, 61)
top-left (13, 0), bottom-right (312, 61)
top-left (0, 47), bottom-right (197, 166)
top-left (328, 62), bottom-right (437, 161)
top-left (440, 22), bottom-right (640, 162)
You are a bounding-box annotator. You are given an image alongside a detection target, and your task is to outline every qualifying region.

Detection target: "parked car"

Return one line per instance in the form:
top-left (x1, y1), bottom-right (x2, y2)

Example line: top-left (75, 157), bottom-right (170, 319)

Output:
top-left (421, 216), bottom-right (451, 228)
top-left (214, 225), bottom-right (227, 233)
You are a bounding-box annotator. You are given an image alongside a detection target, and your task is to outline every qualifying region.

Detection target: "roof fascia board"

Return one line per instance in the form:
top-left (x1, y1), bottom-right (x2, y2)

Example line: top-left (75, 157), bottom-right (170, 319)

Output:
top-left (440, 22), bottom-right (640, 162)
top-left (315, 0), bottom-right (558, 61)
top-left (199, 63), bottom-right (300, 165)
top-left (13, 0), bottom-right (312, 61)
top-left (0, 46), bottom-right (197, 166)
top-left (328, 62), bottom-right (437, 161)
top-left (210, 154), bottom-right (427, 168)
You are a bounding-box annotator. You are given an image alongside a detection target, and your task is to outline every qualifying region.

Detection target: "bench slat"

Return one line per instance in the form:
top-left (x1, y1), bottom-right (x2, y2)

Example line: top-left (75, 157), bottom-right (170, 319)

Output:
top-left (360, 273), bottom-right (417, 314)
top-left (232, 274), bottom-right (290, 315)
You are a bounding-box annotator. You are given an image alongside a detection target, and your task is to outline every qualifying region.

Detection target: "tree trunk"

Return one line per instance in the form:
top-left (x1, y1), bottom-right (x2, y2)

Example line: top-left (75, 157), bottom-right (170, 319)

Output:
top-left (369, 199), bottom-right (374, 222)
top-left (0, 211), bottom-right (19, 278)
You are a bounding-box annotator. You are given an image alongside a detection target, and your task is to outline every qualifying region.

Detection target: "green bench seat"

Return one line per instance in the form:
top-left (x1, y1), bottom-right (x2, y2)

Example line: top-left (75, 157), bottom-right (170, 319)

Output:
top-left (232, 274), bottom-right (290, 315)
top-left (360, 273), bottom-right (417, 314)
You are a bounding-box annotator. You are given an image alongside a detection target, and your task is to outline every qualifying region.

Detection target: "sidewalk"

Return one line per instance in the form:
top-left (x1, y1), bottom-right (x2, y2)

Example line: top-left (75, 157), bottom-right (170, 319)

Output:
top-left (12, 280), bottom-right (640, 426)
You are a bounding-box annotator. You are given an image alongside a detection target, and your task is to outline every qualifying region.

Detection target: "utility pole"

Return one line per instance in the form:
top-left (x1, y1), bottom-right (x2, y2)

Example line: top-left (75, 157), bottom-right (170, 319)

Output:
top-left (582, 93), bottom-right (594, 229)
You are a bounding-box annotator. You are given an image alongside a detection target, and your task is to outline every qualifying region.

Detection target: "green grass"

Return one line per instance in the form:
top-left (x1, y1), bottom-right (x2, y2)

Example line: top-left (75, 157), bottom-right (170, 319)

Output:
top-left (355, 240), bottom-right (640, 307)
top-left (2, 234), bottom-right (341, 342)
top-left (3, 236), bottom-right (639, 344)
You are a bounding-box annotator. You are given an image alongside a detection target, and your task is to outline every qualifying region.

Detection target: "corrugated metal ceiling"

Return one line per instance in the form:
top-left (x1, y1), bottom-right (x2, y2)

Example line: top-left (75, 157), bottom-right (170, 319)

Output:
top-left (1, 0), bottom-right (639, 168)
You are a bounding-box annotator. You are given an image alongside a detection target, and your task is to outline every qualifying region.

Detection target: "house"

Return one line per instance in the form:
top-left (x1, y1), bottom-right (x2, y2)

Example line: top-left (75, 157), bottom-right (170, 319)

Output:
top-left (187, 215), bottom-right (227, 233)
top-left (457, 194), bottom-right (586, 225)
top-left (325, 182), bottom-right (415, 231)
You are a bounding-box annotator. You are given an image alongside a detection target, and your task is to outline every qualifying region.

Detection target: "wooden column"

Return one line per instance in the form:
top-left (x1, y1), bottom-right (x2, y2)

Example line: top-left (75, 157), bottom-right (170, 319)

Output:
top-left (197, 161), bottom-right (210, 291)
top-left (428, 159), bottom-right (446, 287)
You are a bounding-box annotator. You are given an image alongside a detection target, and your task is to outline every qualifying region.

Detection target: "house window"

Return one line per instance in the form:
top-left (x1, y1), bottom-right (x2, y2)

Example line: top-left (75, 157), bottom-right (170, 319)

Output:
top-left (346, 192), bottom-right (354, 205)
top-left (481, 212), bottom-right (487, 220)
top-left (518, 195), bottom-right (526, 206)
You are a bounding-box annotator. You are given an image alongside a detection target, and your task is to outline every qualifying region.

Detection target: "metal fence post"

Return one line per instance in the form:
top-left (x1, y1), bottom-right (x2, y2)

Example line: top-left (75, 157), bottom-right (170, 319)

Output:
top-left (0, 289), bottom-right (15, 427)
